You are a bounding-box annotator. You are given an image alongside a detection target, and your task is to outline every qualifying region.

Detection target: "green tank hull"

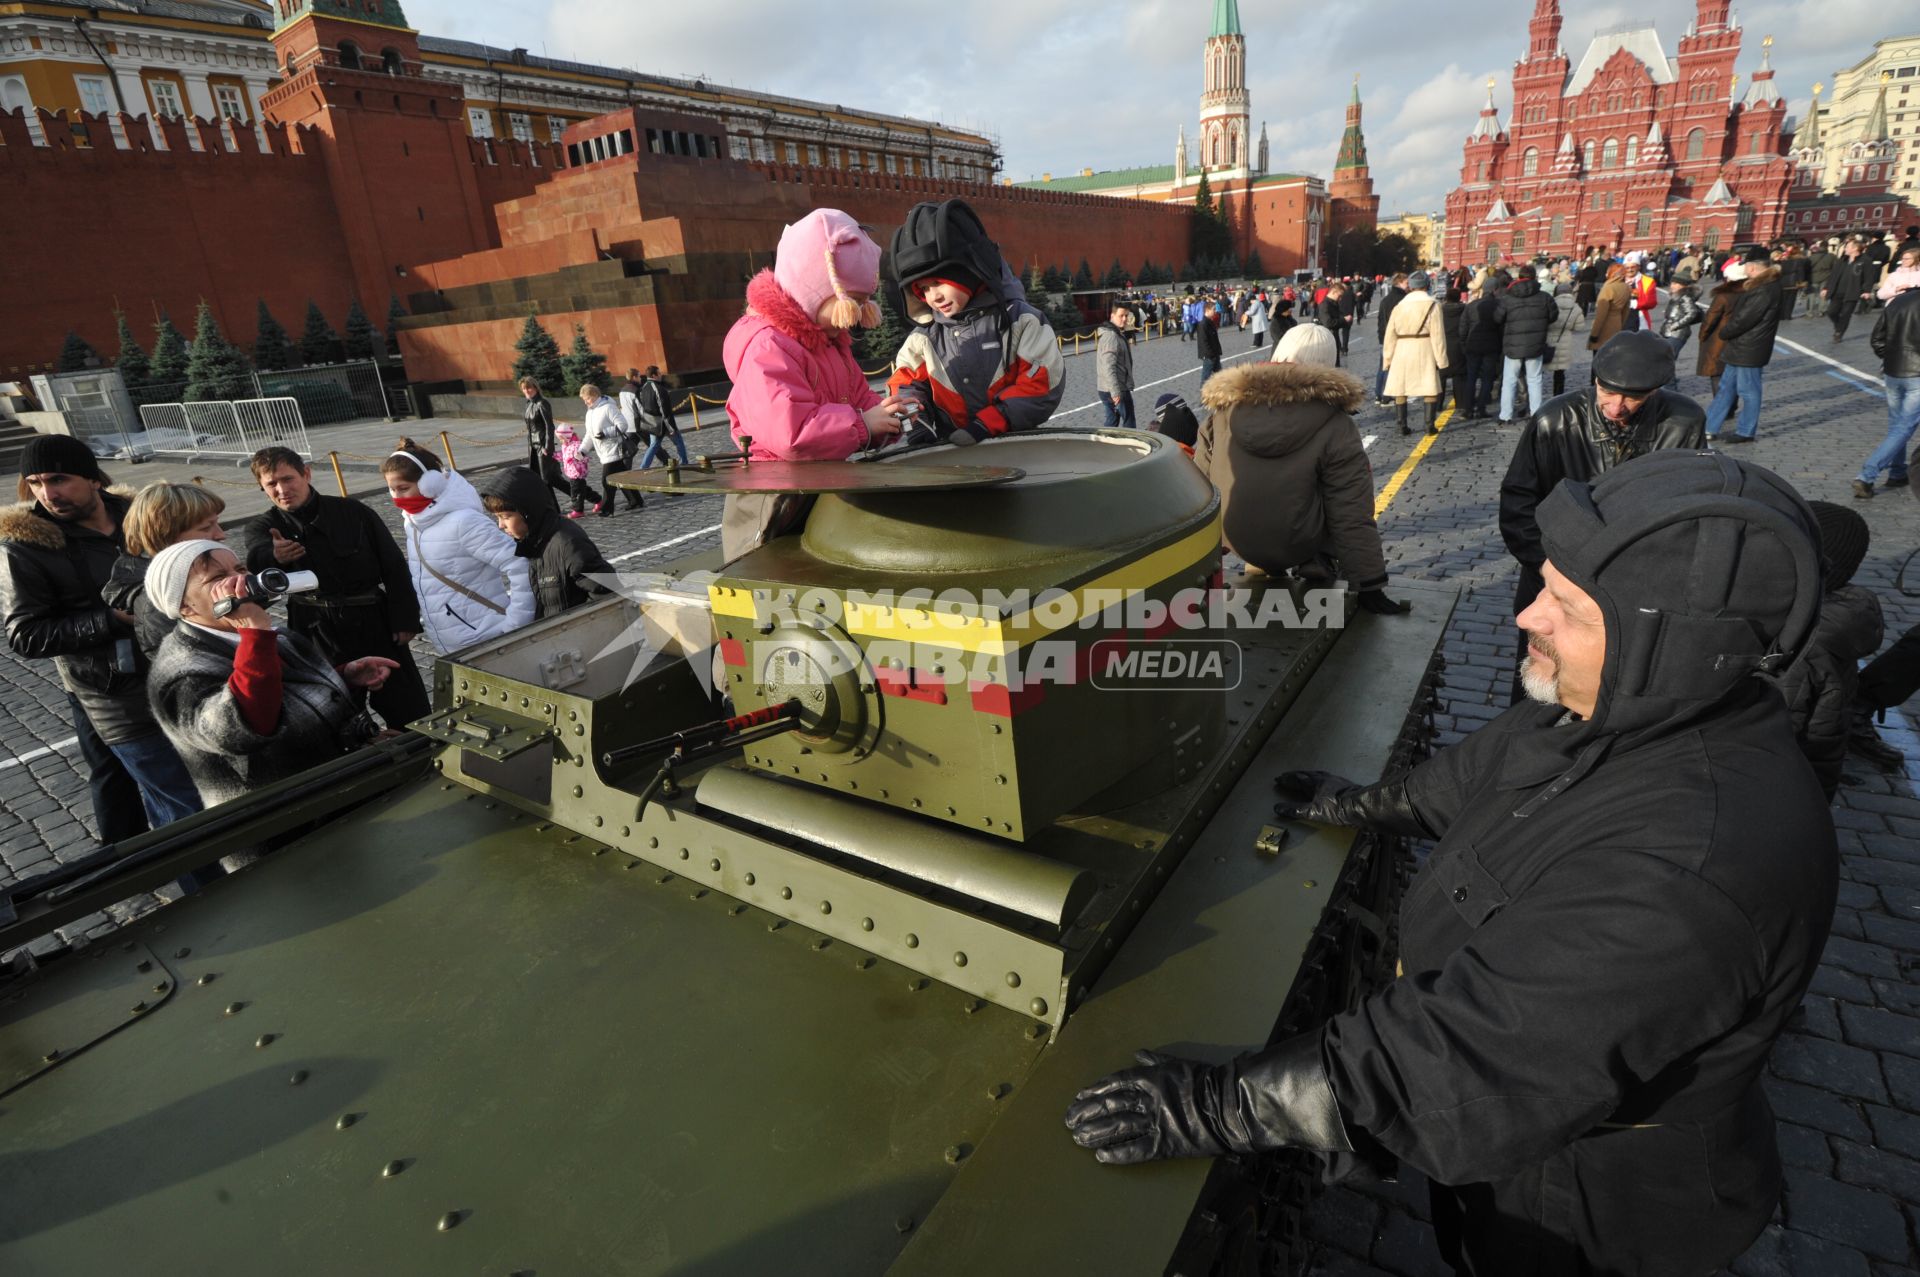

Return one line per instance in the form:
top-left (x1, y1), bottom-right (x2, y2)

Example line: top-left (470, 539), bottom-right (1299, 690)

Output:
top-left (0, 430), bottom-right (1453, 1275)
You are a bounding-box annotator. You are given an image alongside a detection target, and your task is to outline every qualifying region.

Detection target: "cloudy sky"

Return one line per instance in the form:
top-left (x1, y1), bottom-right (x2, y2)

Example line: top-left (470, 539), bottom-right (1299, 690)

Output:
top-left (406, 0), bottom-right (1898, 214)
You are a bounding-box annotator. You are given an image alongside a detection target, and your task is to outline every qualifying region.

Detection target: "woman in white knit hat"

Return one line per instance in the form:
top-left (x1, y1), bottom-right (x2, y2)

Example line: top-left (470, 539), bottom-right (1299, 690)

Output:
top-left (144, 539), bottom-right (395, 810)
top-left (1195, 324), bottom-right (1407, 614)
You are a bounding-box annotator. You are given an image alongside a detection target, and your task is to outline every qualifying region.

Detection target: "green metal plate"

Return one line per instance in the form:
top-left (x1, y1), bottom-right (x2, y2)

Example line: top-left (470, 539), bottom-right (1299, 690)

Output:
top-left (0, 942), bottom-right (177, 1097)
top-left (0, 784), bottom-right (1042, 1274)
top-left (889, 580), bottom-right (1457, 1275)
top-left (608, 459), bottom-right (1024, 495)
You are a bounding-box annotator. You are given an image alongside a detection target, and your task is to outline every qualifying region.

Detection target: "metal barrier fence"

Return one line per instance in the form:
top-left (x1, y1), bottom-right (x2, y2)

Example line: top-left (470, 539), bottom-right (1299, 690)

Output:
top-left (139, 396), bottom-right (313, 461)
top-left (252, 361), bottom-right (393, 424)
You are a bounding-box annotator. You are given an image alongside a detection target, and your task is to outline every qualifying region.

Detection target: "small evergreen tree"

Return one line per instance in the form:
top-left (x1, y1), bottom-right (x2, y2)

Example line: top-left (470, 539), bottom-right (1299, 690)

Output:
top-left (559, 324), bottom-right (610, 396)
top-left (1071, 259), bottom-right (1095, 289)
top-left (183, 300), bottom-right (254, 403)
top-left (510, 311), bottom-right (564, 395)
top-left (252, 301), bottom-right (298, 371)
top-left (855, 285), bottom-right (909, 367)
top-left (112, 310), bottom-right (150, 388)
top-left (298, 300), bottom-right (342, 366)
top-left (56, 330), bottom-right (98, 373)
top-left (1024, 263), bottom-right (1047, 302)
top-left (1244, 250), bottom-right (1267, 280)
top-left (1138, 260), bottom-right (1157, 287)
top-left (385, 293), bottom-right (407, 359)
top-left (342, 298), bottom-right (376, 361)
top-left (1101, 258), bottom-right (1128, 289)
top-left (1046, 290), bottom-right (1084, 335)
top-left (148, 310), bottom-right (190, 386)
top-left (1042, 263), bottom-right (1069, 292)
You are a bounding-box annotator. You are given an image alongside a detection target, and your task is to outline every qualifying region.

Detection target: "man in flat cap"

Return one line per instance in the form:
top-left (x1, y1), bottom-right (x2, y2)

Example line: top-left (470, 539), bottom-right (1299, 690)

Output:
top-left (1499, 329), bottom-right (1707, 698)
top-left (1066, 451), bottom-right (1836, 1277)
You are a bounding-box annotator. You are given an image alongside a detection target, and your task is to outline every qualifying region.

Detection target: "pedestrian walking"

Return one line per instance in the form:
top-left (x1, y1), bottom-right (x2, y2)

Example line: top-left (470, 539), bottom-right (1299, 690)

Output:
top-left (632, 366), bottom-right (690, 469)
top-left (1697, 261), bottom-right (1746, 402)
top-left (1494, 265), bottom-right (1557, 424)
top-left (1095, 302), bottom-right (1137, 429)
top-left (1318, 283), bottom-right (1350, 363)
top-left (520, 377), bottom-right (567, 505)
top-left (1853, 252), bottom-right (1920, 497)
top-left (1543, 281), bottom-right (1583, 400)
top-left (1382, 271), bottom-right (1448, 436)
top-left (1775, 244), bottom-right (1809, 322)
top-left (1807, 240), bottom-right (1837, 318)
top-left (1825, 238), bottom-right (1872, 342)
top-left (1587, 263), bottom-right (1632, 356)
top-left (581, 383), bottom-right (642, 515)
top-left (1703, 249), bottom-right (1783, 444)
top-left (1460, 276), bottom-right (1505, 421)
top-left (1196, 302), bottom-right (1223, 383)
top-left (1657, 271), bottom-right (1706, 385)
top-left (1373, 273), bottom-right (1409, 406)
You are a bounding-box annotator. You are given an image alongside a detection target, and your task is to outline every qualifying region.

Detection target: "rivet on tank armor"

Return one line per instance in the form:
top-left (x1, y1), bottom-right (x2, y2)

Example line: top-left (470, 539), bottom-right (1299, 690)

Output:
top-left (1030, 998), bottom-right (1048, 1017)
top-left (289, 1070), bottom-right (309, 1085)
top-left (437, 1211), bottom-right (463, 1232)
top-left (904, 933), bottom-right (919, 949)
top-left (224, 1002), bottom-right (245, 1016)
top-left (1004, 972), bottom-right (1021, 988)
top-left (197, 973), bottom-right (216, 986)
top-left (255, 1034), bottom-right (276, 1048)
top-left (382, 1160), bottom-right (406, 1178)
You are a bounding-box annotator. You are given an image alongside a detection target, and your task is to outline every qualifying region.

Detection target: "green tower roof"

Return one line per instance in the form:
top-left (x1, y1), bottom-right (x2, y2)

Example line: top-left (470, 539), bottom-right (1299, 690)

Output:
top-left (1211, 0), bottom-right (1242, 37)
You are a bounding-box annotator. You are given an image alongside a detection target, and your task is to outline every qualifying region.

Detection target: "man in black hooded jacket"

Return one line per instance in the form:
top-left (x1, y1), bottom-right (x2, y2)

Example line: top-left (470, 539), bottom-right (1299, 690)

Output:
top-left (1066, 450), bottom-right (1836, 1277)
top-left (480, 467), bottom-right (613, 619)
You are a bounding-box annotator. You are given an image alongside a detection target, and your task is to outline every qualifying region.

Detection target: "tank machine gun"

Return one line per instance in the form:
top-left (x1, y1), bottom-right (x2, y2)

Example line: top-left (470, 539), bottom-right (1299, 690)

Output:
top-left (0, 429), bottom-right (1454, 1275)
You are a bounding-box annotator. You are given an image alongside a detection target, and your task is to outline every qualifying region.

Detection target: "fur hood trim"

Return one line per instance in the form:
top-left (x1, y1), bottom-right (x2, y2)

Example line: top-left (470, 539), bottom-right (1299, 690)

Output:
top-left (1738, 264), bottom-right (1782, 289)
top-left (1200, 360), bottom-right (1368, 413)
top-left (743, 269), bottom-right (850, 355)
top-left (0, 486), bottom-right (134, 550)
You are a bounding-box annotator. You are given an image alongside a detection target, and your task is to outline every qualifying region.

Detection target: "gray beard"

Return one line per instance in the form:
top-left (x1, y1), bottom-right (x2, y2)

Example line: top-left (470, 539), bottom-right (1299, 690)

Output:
top-left (1520, 654), bottom-right (1560, 706)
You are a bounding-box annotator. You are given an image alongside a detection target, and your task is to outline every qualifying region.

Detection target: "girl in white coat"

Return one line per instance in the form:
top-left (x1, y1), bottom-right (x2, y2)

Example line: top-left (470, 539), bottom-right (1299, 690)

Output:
top-left (381, 439), bottom-right (533, 654)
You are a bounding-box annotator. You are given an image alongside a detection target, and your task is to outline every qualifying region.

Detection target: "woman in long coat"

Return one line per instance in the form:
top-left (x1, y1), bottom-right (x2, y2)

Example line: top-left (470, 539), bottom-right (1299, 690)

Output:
top-left (1696, 262), bottom-right (1748, 400)
top-left (1585, 264), bottom-right (1631, 361)
top-left (1382, 274), bottom-right (1450, 436)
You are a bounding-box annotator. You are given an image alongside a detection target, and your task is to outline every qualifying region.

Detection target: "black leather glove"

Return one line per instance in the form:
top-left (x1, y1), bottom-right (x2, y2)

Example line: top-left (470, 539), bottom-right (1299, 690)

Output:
top-left (1273, 769), bottom-right (1431, 836)
top-left (1357, 589), bottom-right (1411, 616)
top-left (1064, 1034), bottom-right (1352, 1166)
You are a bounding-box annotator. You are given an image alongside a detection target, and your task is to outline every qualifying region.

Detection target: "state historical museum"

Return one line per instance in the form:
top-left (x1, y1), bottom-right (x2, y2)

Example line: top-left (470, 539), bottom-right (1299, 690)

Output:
top-left (1444, 0), bottom-right (1793, 263)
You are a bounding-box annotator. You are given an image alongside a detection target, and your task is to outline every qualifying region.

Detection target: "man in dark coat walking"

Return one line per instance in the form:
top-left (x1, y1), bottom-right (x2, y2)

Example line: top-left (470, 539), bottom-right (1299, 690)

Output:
top-left (1460, 279), bottom-right (1505, 421)
top-left (1825, 238), bottom-right (1873, 341)
top-left (1493, 265), bottom-right (1557, 423)
top-left (1703, 250), bottom-right (1783, 443)
top-left (244, 447), bottom-right (430, 728)
top-left (1066, 450), bottom-right (1836, 1277)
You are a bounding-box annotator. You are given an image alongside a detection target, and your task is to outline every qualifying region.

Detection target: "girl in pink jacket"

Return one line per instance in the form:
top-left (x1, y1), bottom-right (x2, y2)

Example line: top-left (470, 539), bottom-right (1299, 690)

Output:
top-left (719, 208), bottom-right (907, 556)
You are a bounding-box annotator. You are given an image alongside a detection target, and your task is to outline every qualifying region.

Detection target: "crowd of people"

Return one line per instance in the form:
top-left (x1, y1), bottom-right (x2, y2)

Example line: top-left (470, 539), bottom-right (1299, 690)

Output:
top-left (7, 193), bottom-right (1920, 1276)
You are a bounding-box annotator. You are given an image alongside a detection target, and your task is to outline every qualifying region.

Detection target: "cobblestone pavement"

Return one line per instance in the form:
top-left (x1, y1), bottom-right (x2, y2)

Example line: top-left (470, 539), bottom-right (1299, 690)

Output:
top-left (5, 308), bottom-right (1918, 1269)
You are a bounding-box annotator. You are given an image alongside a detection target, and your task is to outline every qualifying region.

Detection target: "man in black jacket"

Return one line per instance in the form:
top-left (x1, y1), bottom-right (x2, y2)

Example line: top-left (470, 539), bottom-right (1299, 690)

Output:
top-left (1824, 237), bottom-right (1873, 341)
top-left (1500, 331), bottom-right (1707, 700)
top-left (0, 436), bottom-right (148, 842)
top-left (1775, 244), bottom-right (1810, 323)
top-left (1493, 265), bottom-right (1557, 423)
top-left (1195, 302), bottom-right (1224, 383)
top-left (1066, 450), bottom-right (1835, 1277)
top-left (1703, 250), bottom-right (1782, 443)
top-left (243, 448), bottom-right (430, 728)
top-left (1372, 275), bottom-right (1408, 406)
top-left (1459, 277), bottom-right (1505, 421)
top-left (1854, 249), bottom-right (1920, 497)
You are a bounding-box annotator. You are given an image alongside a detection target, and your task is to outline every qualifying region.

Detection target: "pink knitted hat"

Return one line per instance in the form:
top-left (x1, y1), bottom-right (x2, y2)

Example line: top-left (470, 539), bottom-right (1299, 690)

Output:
top-left (774, 209), bottom-right (882, 329)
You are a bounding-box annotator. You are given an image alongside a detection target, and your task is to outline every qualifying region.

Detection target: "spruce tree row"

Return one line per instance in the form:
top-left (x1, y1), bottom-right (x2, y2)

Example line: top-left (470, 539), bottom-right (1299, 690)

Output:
top-left (61, 297), bottom-right (412, 403)
top-left (508, 311), bottom-right (615, 397)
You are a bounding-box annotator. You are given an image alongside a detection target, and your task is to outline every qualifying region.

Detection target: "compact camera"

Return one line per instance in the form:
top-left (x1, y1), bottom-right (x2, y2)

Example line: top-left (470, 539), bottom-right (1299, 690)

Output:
top-left (211, 568), bottom-right (320, 618)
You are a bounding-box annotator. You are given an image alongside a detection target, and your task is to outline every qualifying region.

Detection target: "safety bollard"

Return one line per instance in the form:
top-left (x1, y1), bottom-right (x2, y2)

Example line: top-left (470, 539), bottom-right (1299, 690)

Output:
top-left (439, 430), bottom-right (456, 470)
top-left (329, 451), bottom-right (348, 498)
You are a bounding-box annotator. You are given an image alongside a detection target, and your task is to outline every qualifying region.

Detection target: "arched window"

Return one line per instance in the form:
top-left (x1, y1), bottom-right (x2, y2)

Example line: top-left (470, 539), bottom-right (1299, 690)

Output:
top-left (1476, 159), bottom-right (1488, 181)
top-left (1513, 229), bottom-right (1526, 253)
top-left (1522, 147), bottom-right (1539, 176)
top-left (1676, 217), bottom-right (1691, 242)
top-left (1467, 225), bottom-right (1478, 250)
top-left (1685, 128), bottom-right (1705, 161)
top-left (1602, 137), bottom-right (1619, 169)
top-left (1550, 213), bottom-right (1564, 243)
top-left (337, 40), bottom-right (361, 70)
top-left (381, 47), bottom-right (403, 75)
top-left (1635, 207), bottom-right (1652, 237)
top-left (1626, 135), bottom-right (1639, 166)
top-left (1583, 140), bottom-right (1595, 170)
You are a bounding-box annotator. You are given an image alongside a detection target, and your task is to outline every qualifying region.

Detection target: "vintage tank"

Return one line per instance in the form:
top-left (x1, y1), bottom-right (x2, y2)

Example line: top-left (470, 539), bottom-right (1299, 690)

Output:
top-left (0, 428), bottom-right (1454, 1275)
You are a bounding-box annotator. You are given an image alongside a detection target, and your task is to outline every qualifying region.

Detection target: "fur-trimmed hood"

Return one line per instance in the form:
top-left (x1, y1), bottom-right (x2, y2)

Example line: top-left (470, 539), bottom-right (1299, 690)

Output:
top-left (741, 268), bottom-right (853, 355)
top-left (0, 487), bottom-right (134, 551)
top-left (1199, 361), bottom-right (1368, 461)
top-left (1200, 360), bottom-right (1368, 413)
top-left (1735, 263), bottom-right (1781, 290)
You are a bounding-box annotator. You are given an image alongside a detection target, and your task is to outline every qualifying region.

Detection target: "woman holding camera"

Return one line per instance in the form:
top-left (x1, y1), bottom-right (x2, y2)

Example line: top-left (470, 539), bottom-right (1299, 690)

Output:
top-left (143, 539), bottom-right (396, 810)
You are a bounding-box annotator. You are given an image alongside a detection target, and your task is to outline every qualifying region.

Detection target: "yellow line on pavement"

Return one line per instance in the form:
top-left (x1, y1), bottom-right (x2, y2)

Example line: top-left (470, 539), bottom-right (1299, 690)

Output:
top-left (1373, 403), bottom-right (1456, 518)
